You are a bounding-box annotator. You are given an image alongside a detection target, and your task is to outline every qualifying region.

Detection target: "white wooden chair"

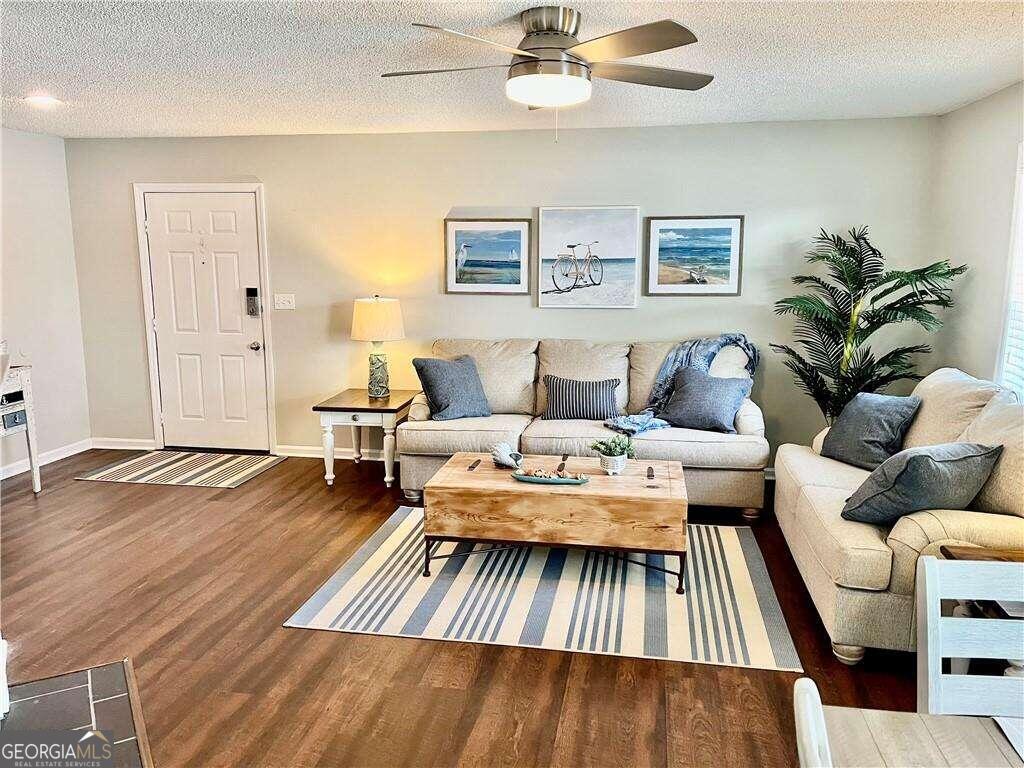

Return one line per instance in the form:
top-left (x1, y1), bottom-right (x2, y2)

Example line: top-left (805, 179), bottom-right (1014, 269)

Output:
top-left (793, 677), bottom-right (833, 768)
top-left (917, 555), bottom-right (1024, 717)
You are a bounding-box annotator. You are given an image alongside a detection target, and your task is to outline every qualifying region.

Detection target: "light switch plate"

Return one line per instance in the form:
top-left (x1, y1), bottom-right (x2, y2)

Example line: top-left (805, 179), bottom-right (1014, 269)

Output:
top-left (274, 293), bottom-right (296, 310)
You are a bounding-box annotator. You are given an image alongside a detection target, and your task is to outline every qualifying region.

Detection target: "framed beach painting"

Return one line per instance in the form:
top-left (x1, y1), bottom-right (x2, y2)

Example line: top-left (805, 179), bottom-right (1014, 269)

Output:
top-left (445, 218), bottom-right (531, 294)
top-left (538, 206), bottom-right (639, 308)
top-left (645, 216), bottom-right (744, 296)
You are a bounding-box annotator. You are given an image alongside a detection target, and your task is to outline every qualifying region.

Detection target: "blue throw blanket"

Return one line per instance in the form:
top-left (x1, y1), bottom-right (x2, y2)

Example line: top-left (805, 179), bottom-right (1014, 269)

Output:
top-left (604, 333), bottom-right (760, 435)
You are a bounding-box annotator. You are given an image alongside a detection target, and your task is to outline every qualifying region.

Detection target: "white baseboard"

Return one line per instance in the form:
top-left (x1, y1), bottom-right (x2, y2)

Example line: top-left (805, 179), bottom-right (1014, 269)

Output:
top-left (275, 444), bottom-right (385, 462)
top-left (0, 437), bottom-right (94, 480)
top-left (90, 437), bottom-right (160, 450)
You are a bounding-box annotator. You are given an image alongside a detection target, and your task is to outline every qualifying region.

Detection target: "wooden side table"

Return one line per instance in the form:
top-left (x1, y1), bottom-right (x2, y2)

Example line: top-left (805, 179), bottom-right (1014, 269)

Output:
top-left (1, 365), bottom-right (40, 493)
top-left (313, 389), bottom-right (419, 488)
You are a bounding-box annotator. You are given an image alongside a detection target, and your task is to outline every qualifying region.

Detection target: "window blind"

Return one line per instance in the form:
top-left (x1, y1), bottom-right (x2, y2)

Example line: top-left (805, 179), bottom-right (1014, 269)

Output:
top-left (996, 143), bottom-right (1024, 398)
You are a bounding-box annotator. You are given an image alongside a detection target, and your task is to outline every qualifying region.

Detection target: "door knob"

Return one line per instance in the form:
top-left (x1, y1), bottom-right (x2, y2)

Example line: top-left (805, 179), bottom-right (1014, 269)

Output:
top-left (248, 341), bottom-right (262, 351)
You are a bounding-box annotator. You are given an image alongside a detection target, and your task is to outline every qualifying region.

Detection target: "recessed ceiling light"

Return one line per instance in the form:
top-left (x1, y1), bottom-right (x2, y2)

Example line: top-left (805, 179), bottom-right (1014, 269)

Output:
top-left (23, 94), bottom-right (63, 109)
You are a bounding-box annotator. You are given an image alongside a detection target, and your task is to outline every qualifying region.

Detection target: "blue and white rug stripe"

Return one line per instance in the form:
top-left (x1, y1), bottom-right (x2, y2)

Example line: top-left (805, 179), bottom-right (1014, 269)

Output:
top-left (286, 507), bottom-right (801, 671)
top-left (76, 451), bottom-right (285, 488)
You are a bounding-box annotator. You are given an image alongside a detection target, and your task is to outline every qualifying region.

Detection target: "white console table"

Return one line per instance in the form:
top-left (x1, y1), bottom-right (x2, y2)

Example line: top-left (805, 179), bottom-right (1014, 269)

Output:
top-left (312, 388), bottom-right (417, 488)
top-left (1, 365), bottom-right (41, 493)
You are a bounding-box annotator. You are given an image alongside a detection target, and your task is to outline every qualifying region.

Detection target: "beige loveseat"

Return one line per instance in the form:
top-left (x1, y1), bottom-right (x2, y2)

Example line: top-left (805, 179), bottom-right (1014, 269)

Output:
top-left (775, 368), bottom-right (1024, 664)
top-left (398, 338), bottom-right (769, 516)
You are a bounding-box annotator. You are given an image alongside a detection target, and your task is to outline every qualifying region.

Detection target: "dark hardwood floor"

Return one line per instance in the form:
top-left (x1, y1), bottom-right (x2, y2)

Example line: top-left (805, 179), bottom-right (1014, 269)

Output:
top-left (1, 450), bottom-right (916, 767)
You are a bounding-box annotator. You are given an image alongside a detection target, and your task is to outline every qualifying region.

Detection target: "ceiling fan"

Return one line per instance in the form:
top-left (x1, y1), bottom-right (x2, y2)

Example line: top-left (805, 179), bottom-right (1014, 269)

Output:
top-left (382, 6), bottom-right (713, 109)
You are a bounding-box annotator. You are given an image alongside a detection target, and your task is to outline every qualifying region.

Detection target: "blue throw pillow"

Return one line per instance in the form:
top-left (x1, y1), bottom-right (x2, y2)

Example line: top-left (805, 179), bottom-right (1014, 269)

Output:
top-left (412, 355), bottom-right (491, 421)
top-left (542, 375), bottom-right (620, 420)
top-left (822, 392), bottom-right (922, 470)
top-left (656, 366), bottom-right (752, 433)
top-left (842, 442), bottom-right (1003, 526)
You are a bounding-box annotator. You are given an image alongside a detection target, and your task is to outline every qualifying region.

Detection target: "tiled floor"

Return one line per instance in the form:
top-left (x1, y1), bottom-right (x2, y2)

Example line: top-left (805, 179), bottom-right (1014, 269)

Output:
top-left (4, 660), bottom-right (150, 768)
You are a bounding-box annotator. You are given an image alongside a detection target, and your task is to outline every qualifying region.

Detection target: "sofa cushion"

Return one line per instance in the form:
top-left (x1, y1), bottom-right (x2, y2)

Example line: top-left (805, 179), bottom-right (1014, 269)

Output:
top-left (397, 414), bottom-right (532, 456)
top-left (774, 444), bottom-right (871, 494)
top-left (542, 375), bottom-right (620, 420)
top-left (412, 356), bottom-right (491, 420)
top-left (433, 338), bottom-right (538, 414)
top-left (520, 419), bottom-right (768, 469)
top-left (520, 419), bottom-right (615, 457)
top-left (632, 427), bottom-right (768, 469)
top-left (958, 390), bottom-right (1024, 518)
top-left (627, 342), bottom-right (752, 414)
top-left (536, 340), bottom-right (630, 416)
top-left (902, 368), bottom-right (1001, 448)
top-left (821, 392), bottom-right (922, 470)
top-left (795, 484), bottom-right (893, 591)
top-left (842, 443), bottom-right (1004, 526)
top-left (627, 342), bottom-right (677, 414)
top-left (657, 367), bottom-right (752, 433)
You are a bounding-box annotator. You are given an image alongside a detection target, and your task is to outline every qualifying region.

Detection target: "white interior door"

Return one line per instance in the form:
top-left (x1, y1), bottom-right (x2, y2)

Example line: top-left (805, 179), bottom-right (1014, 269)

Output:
top-left (144, 192), bottom-right (269, 450)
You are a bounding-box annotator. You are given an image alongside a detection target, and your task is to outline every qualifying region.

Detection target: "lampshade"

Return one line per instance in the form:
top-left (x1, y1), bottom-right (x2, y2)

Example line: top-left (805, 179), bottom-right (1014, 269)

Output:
top-left (351, 296), bottom-right (404, 342)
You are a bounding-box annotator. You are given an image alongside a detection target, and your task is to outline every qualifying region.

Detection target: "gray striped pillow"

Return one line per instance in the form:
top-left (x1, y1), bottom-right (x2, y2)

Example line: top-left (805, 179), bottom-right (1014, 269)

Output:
top-left (542, 375), bottom-right (620, 420)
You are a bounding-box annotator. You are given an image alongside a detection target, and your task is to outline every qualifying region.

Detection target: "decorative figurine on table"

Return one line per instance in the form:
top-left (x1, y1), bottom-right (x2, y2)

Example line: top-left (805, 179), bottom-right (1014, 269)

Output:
top-left (490, 442), bottom-right (524, 469)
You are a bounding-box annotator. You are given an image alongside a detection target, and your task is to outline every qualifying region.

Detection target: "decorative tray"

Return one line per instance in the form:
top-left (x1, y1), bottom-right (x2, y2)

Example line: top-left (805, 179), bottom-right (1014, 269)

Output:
top-left (511, 470), bottom-right (589, 485)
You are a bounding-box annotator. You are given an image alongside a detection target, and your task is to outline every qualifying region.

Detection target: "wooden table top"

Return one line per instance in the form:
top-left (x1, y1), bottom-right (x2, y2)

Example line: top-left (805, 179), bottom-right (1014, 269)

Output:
top-left (823, 706), bottom-right (1022, 767)
top-left (940, 545), bottom-right (1024, 563)
top-left (426, 452), bottom-right (687, 503)
top-left (313, 388), bottom-right (420, 413)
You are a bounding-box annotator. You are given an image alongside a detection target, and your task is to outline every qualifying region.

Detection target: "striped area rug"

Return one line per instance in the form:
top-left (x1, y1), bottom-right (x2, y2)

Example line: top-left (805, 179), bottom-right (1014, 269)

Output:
top-left (286, 507), bottom-right (802, 671)
top-left (76, 450), bottom-right (285, 488)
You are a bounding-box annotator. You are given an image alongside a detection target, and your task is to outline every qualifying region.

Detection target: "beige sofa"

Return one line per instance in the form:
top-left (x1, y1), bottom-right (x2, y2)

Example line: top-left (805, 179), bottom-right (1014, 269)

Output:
top-left (398, 338), bottom-right (769, 516)
top-left (775, 368), bottom-right (1024, 664)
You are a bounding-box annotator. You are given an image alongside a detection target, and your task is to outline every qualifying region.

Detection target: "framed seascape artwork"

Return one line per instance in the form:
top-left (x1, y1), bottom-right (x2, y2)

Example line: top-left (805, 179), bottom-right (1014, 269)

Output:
top-left (538, 206), bottom-right (640, 308)
top-left (645, 216), bottom-right (745, 296)
top-left (444, 218), bottom-right (531, 294)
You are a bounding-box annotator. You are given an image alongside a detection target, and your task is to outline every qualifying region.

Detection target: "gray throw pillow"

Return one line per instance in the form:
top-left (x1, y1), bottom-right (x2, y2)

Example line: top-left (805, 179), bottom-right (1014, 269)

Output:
top-left (656, 367), bottom-right (752, 433)
top-left (412, 355), bottom-right (491, 421)
top-left (842, 442), bottom-right (1004, 526)
top-left (542, 375), bottom-right (620, 420)
top-left (822, 392), bottom-right (922, 470)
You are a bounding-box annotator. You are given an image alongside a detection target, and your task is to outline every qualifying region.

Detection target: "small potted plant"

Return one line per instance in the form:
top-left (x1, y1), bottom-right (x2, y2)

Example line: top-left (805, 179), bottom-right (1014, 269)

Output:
top-left (590, 435), bottom-right (635, 476)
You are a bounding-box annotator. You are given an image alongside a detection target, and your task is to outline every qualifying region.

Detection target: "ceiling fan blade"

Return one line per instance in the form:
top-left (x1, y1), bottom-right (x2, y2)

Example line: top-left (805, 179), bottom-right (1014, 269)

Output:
top-left (565, 20), bottom-right (696, 63)
top-left (412, 23), bottom-right (539, 59)
top-left (382, 64), bottom-right (509, 78)
top-left (591, 62), bottom-right (713, 90)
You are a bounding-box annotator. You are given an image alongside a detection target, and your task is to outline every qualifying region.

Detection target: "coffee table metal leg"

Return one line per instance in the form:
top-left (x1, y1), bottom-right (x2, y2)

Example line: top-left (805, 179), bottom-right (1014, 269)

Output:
top-left (423, 536), bottom-right (432, 577)
top-left (676, 551), bottom-right (687, 594)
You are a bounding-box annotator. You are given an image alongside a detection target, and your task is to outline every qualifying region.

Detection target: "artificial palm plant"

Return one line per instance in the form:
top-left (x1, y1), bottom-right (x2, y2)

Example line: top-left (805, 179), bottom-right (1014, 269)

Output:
top-left (771, 227), bottom-right (966, 422)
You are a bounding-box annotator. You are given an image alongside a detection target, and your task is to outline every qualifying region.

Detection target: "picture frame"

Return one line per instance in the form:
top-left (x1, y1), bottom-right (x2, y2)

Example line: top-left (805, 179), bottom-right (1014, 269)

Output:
top-left (645, 215), bottom-right (744, 296)
top-left (538, 206), bottom-right (640, 309)
top-left (444, 218), bottom-right (531, 294)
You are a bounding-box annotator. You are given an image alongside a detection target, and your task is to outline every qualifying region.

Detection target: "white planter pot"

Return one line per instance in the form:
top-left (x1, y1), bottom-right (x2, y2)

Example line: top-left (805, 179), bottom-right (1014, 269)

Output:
top-left (600, 453), bottom-right (627, 476)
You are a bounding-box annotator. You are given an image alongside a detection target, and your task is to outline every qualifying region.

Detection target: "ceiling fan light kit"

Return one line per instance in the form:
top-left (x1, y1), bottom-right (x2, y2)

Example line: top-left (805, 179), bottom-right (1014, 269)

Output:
top-left (385, 6), bottom-right (713, 110)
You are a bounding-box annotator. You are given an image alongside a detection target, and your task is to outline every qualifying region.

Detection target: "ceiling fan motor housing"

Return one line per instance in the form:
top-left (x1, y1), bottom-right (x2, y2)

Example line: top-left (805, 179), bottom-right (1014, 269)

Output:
top-left (508, 6), bottom-right (591, 100)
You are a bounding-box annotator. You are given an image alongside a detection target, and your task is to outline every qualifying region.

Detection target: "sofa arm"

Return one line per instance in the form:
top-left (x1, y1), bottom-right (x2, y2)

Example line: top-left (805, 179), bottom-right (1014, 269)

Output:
top-left (811, 428), bottom-right (829, 455)
top-left (886, 508), bottom-right (1024, 594)
top-left (408, 392), bottom-right (430, 421)
top-left (735, 398), bottom-right (765, 437)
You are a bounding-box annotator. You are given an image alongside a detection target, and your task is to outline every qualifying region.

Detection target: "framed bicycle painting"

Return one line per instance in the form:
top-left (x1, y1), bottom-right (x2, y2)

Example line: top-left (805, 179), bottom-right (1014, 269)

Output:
top-left (538, 206), bottom-right (640, 308)
top-left (444, 218), bottom-right (531, 294)
top-left (645, 215), bottom-right (744, 296)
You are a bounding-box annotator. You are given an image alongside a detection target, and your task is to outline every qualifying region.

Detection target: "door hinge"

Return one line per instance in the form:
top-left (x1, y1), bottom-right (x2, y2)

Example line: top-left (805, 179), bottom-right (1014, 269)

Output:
top-left (144, 218), bottom-right (151, 233)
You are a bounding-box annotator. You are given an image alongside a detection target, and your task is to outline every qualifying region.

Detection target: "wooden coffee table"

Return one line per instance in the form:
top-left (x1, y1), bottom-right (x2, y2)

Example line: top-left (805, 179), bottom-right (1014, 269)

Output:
top-left (422, 452), bottom-right (689, 593)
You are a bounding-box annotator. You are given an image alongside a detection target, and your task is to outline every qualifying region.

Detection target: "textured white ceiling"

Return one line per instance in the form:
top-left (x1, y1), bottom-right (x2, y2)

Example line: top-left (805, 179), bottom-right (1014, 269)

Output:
top-left (2, 1), bottom-right (1021, 138)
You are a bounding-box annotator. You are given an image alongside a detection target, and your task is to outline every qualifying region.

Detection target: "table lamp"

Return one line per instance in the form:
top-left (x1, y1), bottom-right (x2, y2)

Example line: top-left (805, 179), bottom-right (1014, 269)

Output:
top-left (351, 295), bottom-right (404, 399)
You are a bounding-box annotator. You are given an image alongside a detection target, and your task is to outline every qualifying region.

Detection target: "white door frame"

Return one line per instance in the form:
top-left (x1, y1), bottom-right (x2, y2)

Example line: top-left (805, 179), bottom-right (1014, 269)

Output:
top-left (132, 182), bottom-right (278, 452)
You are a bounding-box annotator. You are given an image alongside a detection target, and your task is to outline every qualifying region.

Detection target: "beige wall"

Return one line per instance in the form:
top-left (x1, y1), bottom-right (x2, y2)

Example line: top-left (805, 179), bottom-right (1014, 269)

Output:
top-left (932, 83), bottom-right (1024, 378)
top-left (64, 117), bottom-right (946, 454)
top-left (1, 128), bottom-right (91, 472)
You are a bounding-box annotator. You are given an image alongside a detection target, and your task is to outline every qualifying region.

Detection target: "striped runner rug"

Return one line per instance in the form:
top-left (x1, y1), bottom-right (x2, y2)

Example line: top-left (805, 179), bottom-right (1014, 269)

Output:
top-left (286, 507), bottom-right (802, 671)
top-left (76, 451), bottom-right (285, 488)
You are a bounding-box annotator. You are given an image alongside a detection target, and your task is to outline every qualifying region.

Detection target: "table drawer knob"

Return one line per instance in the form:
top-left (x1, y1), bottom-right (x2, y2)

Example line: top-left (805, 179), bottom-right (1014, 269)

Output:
top-left (351, 414), bottom-right (359, 422)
